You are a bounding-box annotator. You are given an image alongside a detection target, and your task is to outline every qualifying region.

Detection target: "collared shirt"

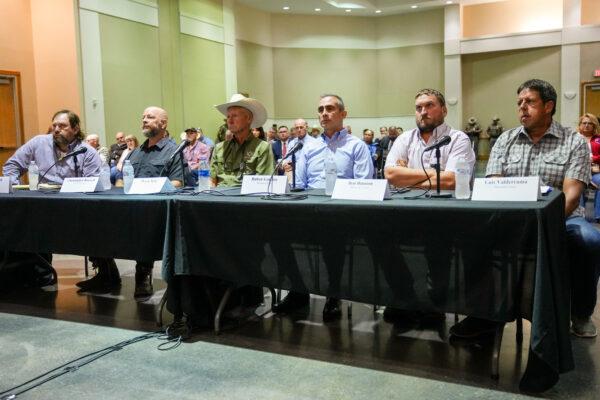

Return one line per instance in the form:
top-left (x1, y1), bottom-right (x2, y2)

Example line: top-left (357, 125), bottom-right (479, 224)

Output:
top-left (2, 134), bottom-right (101, 185)
top-left (385, 123), bottom-right (475, 173)
top-left (126, 137), bottom-right (184, 183)
top-left (486, 120), bottom-right (590, 217)
top-left (210, 133), bottom-right (275, 187)
top-left (295, 128), bottom-right (374, 190)
top-left (199, 135), bottom-right (215, 148)
top-left (109, 143), bottom-right (126, 165)
top-left (183, 140), bottom-right (211, 170)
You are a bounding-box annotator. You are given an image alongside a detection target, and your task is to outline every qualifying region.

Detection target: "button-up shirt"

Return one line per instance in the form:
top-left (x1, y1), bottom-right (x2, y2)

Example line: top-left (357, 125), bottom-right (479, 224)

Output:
top-left (183, 140), bottom-right (211, 170)
top-left (2, 134), bottom-right (101, 184)
top-left (486, 120), bottom-right (589, 217)
top-left (210, 133), bottom-right (275, 187)
top-left (126, 137), bottom-right (184, 183)
top-left (385, 123), bottom-right (475, 173)
top-left (295, 128), bottom-right (374, 190)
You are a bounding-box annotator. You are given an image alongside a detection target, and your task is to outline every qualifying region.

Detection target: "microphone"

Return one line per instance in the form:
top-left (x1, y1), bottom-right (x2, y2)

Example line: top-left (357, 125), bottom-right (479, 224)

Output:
top-left (281, 141), bottom-right (304, 161)
top-left (168, 139), bottom-right (190, 162)
top-left (423, 135), bottom-right (451, 152)
top-left (37, 146), bottom-right (88, 188)
top-left (59, 146), bottom-right (87, 160)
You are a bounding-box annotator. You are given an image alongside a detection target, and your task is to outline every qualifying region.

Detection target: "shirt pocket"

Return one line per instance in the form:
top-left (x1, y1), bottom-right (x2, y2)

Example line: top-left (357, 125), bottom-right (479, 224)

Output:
top-left (501, 153), bottom-right (522, 176)
top-left (539, 152), bottom-right (568, 184)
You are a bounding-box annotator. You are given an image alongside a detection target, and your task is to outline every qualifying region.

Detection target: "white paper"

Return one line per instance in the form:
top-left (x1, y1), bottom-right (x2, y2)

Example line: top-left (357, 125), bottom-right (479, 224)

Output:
top-left (127, 177), bottom-right (175, 194)
top-left (241, 175), bottom-right (289, 195)
top-left (471, 176), bottom-right (540, 201)
top-left (0, 177), bottom-right (13, 194)
top-left (331, 179), bottom-right (391, 201)
top-left (60, 177), bottom-right (102, 193)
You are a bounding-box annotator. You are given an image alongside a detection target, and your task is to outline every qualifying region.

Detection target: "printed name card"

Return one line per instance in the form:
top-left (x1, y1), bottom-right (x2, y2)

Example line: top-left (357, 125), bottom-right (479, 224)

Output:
top-left (127, 177), bottom-right (175, 194)
top-left (471, 176), bottom-right (540, 201)
top-left (241, 175), bottom-right (289, 195)
top-left (332, 179), bottom-right (391, 201)
top-left (60, 177), bottom-right (102, 193)
top-left (0, 177), bottom-right (13, 194)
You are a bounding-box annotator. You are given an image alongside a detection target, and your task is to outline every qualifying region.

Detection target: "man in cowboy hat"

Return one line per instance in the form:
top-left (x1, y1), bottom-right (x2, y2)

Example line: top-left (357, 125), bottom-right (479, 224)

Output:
top-left (210, 94), bottom-right (274, 186)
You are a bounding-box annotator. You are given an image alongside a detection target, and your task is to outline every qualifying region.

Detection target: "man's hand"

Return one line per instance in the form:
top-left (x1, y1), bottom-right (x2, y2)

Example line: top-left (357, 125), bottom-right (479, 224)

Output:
top-left (395, 159), bottom-right (407, 167)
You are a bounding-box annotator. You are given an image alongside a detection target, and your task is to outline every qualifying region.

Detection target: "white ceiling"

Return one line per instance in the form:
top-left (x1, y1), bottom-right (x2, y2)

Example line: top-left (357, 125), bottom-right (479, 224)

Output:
top-left (235, 0), bottom-right (504, 17)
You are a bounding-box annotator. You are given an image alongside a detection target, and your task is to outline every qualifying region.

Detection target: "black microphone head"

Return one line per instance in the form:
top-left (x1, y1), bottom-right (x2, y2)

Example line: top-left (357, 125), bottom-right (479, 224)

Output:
top-left (439, 135), bottom-right (451, 145)
top-left (296, 142), bottom-right (304, 150)
top-left (78, 147), bottom-right (88, 154)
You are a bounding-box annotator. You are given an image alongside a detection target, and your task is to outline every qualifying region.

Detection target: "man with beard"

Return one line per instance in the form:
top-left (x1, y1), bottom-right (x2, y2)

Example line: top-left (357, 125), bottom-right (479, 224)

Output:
top-left (3, 110), bottom-right (101, 184)
top-left (77, 106), bottom-right (183, 299)
top-left (382, 89), bottom-right (474, 326)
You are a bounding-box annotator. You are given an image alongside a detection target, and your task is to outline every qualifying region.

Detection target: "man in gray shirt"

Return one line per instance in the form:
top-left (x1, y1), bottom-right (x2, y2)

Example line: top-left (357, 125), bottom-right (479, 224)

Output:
top-left (3, 110), bottom-right (101, 184)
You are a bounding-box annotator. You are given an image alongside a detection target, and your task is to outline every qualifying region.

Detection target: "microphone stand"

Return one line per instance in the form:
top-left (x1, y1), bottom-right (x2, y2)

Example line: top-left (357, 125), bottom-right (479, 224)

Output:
top-left (290, 152), bottom-right (303, 192)
top-left (429, 146), bottom-right (451, 198)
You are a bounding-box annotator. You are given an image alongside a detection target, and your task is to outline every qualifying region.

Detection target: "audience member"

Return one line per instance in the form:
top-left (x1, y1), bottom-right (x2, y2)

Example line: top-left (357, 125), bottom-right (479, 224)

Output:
top-left (3, 110), bottom-right (101, 184)
top-left (577, 113), bottom-right (600, 221)
top-left (252, 126), bottom-right (266, 141)
top-left (272, 126), bottom-right (292, 174)
top-left (85, 134), bottom-right (109, 163)
top-left (111, 135), bottom-right (138, 183)
top-left (379, 126), bottom-right (388, 138)
top-left (108, 132), bottom-right (127, 167)
top-left (183, 127), bottom-right (211, 183)
top-left (362, 128), bottom-right (379, 176)
top-left (377, 126), bottom-right (401, 175)
top-left (310, 126), bottom-right (321, 137)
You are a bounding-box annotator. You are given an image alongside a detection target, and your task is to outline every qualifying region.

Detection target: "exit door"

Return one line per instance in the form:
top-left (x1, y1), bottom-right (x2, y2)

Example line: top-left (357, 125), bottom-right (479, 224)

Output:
top-left (0, 71), bottom-right (24, 173)
top-left (582, 80), bottom-right (600, 117)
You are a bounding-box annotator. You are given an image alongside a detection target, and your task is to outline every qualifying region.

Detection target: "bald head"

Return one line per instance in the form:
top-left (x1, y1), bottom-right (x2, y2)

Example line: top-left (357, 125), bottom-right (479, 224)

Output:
top-left (293, 118), bottom-right (308, 139)
top-left (142, 106), bottom-right (168, 138)
top-left (85, 134), bottom-right (100, 149)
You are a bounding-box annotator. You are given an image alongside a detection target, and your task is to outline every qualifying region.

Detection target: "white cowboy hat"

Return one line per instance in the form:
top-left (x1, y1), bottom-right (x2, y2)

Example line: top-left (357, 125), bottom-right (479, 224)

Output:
top-left (215, 94), bottom-right (267, 129)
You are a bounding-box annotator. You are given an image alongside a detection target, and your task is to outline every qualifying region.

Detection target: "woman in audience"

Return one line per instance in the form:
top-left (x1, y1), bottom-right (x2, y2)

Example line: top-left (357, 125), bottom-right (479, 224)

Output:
top-left (252, 126), bottom-right (266, 141)
top-left (578, 113), bottom-right (600, 220)
top-left (110, 135), bottom-right (138, 183)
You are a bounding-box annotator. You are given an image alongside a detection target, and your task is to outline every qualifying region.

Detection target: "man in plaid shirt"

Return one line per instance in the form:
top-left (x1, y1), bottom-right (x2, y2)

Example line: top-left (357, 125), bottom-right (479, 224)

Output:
top-left (451, 79), bottom-right (600, 341)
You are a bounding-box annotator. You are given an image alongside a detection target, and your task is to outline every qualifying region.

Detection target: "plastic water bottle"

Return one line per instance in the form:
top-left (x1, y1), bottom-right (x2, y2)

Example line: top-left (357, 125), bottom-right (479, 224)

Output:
top-left (28, 161), bottom-right (39, 190)
top-left (123, 160), bottom-right (134, 194)
top-left (454, 157), bottom-right (471, 199)
top-left (324, 155), bottom-right (337, 196)
top-left (100, 162), bottom-right (111, 191)
top-left (196, 158), bottom-right (210, 192)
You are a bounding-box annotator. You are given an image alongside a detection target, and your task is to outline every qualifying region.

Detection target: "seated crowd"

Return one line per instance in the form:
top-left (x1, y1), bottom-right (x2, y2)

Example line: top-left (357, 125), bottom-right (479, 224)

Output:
top-left (2, 80), bottom-right (599, 346)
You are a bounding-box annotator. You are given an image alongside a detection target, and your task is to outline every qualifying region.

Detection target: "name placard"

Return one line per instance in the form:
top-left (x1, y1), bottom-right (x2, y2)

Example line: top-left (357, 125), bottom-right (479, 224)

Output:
top-left (332, 179), bottom-right (391, 201)
top-left (472, 176), bottom-right (539, 201)
top-left (60, 177), bottom-right (102, 193)
top-left (241, 175), bottom-right (289, 195)
top-left (0, 177), bottom-right (13, 194)
top-left (127, 177), bottom-right (175, 194)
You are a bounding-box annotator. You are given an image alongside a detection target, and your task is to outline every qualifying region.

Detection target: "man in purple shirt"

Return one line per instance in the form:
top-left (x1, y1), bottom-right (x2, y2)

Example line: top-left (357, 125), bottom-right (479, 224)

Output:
top-left (182, 128), bottom-right (211, 183)
top-left (3, 110), bottom-right (101, 184)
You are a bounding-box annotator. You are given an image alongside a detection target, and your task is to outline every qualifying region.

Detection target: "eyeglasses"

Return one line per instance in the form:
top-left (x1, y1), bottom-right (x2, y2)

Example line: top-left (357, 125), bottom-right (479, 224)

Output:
top-left (580, 122), bottom-right (594, 126)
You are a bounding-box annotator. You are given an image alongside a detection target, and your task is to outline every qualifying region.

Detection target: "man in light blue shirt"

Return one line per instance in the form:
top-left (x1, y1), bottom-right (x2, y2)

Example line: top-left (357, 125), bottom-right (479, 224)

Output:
top-left (295, 95), bottom-right (373, 190)
top-left (274, 94), bottom-right (373, 321)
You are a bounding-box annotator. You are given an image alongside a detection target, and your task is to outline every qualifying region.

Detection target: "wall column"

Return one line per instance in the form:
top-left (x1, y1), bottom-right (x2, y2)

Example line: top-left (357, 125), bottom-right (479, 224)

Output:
top-left (223, 0), bottom-right (237, 98)
top-left (561, 0), bottom-right (581, 126)
top-left (444, 4), bottom-right (462, 129)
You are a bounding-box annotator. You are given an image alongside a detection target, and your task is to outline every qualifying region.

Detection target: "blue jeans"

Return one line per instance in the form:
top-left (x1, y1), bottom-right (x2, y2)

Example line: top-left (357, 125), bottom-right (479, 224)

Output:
top-left (592, 174), bottom-right (600, 220)
top-left (565, 216), bottom-right (600, 318)
top-left (110, 166), bottom-right (122, 184)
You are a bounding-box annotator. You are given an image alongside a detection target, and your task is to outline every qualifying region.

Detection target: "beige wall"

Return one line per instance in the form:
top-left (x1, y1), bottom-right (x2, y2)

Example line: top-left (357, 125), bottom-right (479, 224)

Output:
top-left (581, 0), bottom-right (600, 25)
top-left (580, 42), bottom-right (600, 82)
top-left (236, 40), bottom-right (275, 117)
top-left (462, 0), bottom-right (563, 38)
top-left (462, 46), bottom-right (561, 130)
top-left (30, 0), bottom-right (81, 132)
top-left (0, 0), bottom-right (38, 138)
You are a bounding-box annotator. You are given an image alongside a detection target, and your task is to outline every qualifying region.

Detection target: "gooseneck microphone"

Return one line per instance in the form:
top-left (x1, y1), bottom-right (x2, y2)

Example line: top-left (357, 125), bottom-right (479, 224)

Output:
top-left (37, 147), bottom-right (88, 188)
top-left (167, 139), bottom-right (190, 162)
top-left (281, 141), bottom-right (304, 161)
top-left (423, 135), bottom-right (451, 152)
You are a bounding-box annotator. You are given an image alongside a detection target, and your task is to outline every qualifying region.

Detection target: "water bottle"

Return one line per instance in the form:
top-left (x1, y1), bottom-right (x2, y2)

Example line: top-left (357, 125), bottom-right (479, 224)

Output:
top-left (123, 160), bottom-right (134, 194)
top-left (324, 155), bottom-right (337, 196)
top-left (454, 156), bottom-right (471, 199)
top-left (196, 158), bottom-right (210, 192)
top-left (28, 161), bottom-right (39, 191)
top-left (100, 161), bottom-right (111, 191)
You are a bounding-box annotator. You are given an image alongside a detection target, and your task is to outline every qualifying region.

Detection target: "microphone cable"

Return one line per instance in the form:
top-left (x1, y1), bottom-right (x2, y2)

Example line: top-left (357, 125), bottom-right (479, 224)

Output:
top-left (0, 329), bottom-right (181, 400)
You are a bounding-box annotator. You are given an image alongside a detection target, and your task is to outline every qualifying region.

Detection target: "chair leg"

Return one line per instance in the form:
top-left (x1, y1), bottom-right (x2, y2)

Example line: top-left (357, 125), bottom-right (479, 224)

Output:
top-left (516, 317), bottom-right (523, 344)
top-left (268, 288), bottom-right (277, 311)
top-left (491, 322), bottom-right (506, 380)
top-left (347, 301), bottom-right (352, 318)
top-left (214, 285), bottom-right (234, 335)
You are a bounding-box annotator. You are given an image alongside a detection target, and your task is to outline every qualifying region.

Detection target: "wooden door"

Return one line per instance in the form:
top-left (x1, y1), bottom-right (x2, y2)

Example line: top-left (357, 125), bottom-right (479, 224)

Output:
top-left (582, 81), bottom-right (600, 117)
top-left (0, 71), bottom-right (24, 173)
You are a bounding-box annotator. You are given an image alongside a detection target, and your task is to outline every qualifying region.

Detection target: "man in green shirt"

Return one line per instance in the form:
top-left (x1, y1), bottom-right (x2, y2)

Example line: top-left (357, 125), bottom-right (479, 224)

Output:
top-left (211, 94), bottom-right (274, 186)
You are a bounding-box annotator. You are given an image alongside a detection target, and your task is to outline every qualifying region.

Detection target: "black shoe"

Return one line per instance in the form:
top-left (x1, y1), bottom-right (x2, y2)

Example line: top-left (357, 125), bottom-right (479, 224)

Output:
top-left (166, 316), bottom-right (192, 341)
top-left (383, 307), bottom-right (421, 324)
top-left (322, 297), bottom-right (341, 322)
top-left (449, 316), bottom-right (501, 338)
top-left (134, 273), bottom-right (153, 300)
top-left (273, 292), bottom-right (310, 314)
top-left (76, 273), bottom-right (121, 292)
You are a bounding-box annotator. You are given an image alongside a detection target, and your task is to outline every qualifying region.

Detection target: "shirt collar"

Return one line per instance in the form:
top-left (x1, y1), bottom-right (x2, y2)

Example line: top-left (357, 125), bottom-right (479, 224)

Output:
top-left (518, 120), bottom-right (562, 141)
top-left (141, 136), bottom-right (170, 150)
top-left (321, 128), bottom-right (348, 144)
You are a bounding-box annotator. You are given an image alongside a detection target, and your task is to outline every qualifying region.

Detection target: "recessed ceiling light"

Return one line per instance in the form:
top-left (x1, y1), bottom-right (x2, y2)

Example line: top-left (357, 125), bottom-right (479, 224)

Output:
top-left (446, 1), bottom-right (453, 4)
top-left (315, 8), bottom-right (321, 11)
top-left (345, 9), bottom-right (351, 12)
top-left (283, 6), bottom-right (290, 10)
top-left (375, 9), bottom-right (382, 13)
top-left (411, 5), bottom-right (418, 8)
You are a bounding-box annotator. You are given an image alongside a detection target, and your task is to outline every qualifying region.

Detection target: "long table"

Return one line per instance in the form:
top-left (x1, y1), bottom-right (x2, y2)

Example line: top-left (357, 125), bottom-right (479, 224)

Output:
top-left (0, 188), bottom-right (573, 390)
